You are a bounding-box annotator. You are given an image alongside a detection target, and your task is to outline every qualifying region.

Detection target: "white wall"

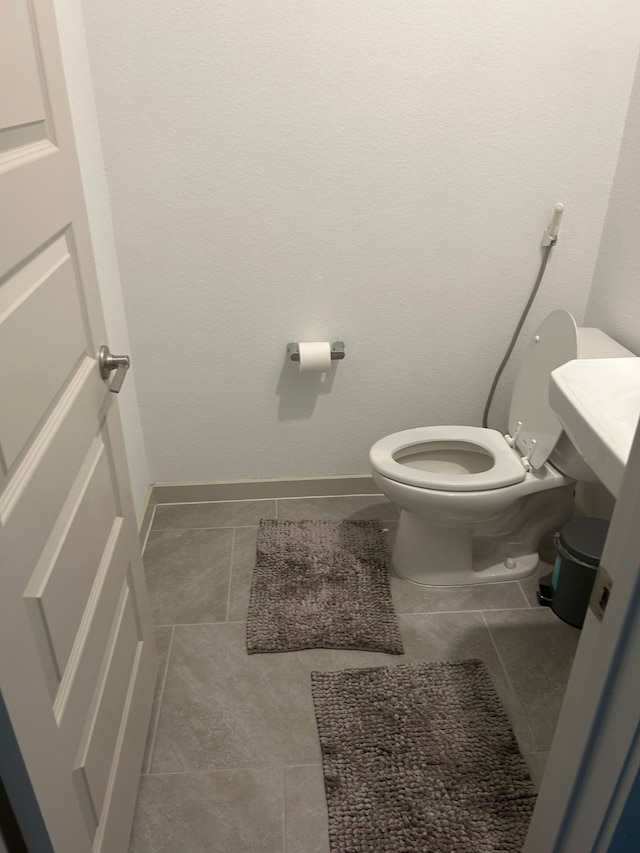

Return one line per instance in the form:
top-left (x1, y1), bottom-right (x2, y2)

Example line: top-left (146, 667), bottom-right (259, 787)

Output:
top-left (51, 0), bottom-right (151, 516)
top-left (82, 1), bottom-right (640, 483)
top-left (585, 55), bottom-right (640, 354)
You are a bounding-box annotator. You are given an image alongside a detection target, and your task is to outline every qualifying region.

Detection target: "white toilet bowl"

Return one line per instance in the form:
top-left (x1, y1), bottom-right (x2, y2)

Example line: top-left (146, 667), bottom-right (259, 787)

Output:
top-left (370, 311), bottom-right (633, 586)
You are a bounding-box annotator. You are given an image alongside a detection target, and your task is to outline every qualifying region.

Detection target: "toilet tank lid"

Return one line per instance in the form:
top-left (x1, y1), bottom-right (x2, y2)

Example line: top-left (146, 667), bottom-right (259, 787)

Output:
top-left (577, 327), bottom-right (635, 359)
top-left (508, 309), bottom-right (579, 470)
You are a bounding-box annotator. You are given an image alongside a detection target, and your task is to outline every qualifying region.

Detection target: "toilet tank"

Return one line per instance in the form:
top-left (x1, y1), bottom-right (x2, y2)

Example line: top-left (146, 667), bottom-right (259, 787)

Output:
top-left (576, 327), bottom-right (635, 360)
top-left (548, 327), bottom-right (635, 481)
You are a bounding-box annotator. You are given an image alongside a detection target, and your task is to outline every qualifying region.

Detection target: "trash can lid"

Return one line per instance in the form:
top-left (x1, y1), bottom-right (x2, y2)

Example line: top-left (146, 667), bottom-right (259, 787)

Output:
top-left (559, 518), bottom-right (610, 567)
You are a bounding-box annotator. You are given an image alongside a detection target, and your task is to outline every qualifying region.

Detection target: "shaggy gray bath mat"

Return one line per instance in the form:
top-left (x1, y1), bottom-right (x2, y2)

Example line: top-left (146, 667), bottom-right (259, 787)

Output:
top-left (311, 659), bottom-right (536, 853)
top-left (246, 519), bottom-right (403, 654)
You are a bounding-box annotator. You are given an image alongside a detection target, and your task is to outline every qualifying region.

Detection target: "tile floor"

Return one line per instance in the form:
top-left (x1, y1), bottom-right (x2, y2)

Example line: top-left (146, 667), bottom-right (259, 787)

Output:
top-left (128, 495), bottom-right (581, 853)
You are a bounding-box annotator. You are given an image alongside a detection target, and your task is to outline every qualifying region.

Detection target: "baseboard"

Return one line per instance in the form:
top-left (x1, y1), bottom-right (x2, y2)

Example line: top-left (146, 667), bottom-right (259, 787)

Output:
top-left (137, 485), bottom-right (156, 546)
top-left (150, 474), bottom-right (379, 506)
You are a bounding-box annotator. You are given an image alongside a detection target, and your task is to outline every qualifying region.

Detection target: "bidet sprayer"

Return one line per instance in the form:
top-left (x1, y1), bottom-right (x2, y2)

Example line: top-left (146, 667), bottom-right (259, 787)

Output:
top-left (483, 201), bottom-right (564, 427)
top-left (542, 202), bottom-right (564, 246)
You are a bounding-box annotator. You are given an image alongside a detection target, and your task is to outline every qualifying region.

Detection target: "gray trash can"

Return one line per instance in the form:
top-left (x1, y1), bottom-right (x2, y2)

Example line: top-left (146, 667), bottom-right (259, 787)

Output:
top-left (550, 517), bottom-right (609, 628)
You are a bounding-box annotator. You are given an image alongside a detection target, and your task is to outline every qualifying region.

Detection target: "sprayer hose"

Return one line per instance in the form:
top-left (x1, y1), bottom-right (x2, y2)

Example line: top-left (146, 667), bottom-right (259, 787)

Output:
top-left (482, 242), bottom-right (555, 429)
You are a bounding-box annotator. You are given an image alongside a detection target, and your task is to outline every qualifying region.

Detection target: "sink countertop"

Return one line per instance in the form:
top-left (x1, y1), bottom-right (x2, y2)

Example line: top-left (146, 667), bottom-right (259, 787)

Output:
top-left (549, 357), bottom-right (640, 499)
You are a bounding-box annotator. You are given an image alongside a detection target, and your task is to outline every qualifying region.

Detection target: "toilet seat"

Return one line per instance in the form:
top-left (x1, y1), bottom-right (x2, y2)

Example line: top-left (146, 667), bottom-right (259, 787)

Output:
top-left (370, 425), bottom-right (527, 492)
top-left (370, 311), bottom-right (586, 494)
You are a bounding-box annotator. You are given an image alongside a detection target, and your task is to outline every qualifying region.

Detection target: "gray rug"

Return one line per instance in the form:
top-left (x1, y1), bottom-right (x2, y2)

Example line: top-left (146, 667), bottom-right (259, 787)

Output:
top-left (311, 659), bottom-right (537, 853)
top-left (246, 519), bottom-right (403, 654)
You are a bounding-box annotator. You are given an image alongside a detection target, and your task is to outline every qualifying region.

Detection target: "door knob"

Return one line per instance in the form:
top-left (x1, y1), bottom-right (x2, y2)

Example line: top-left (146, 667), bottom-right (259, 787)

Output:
top-left (98, 345), bottom-right (130, 393)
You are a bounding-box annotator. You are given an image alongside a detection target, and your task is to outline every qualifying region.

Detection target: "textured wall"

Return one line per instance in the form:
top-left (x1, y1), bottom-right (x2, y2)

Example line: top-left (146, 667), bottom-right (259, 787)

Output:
top-left (52, 0), bottom-right (150, 515)
top-left (82, 1), bottom-right (640, 483)
top-left (585, 56), bottom-right (640, 354)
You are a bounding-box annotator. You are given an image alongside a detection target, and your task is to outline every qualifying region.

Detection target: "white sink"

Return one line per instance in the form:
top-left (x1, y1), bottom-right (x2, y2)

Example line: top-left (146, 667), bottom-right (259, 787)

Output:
top-left (549, 357), bottom-right (640, 498)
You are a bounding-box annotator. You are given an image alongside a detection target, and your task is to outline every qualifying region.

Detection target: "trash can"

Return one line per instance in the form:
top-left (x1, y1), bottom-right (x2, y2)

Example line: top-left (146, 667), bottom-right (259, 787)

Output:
top-left (549, 517), bottom-right (610, 628)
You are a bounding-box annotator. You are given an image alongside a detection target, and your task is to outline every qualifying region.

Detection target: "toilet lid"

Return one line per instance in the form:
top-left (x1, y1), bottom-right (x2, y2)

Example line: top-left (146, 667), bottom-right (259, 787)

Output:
top-left (508, 309), bottom-right (579, 469)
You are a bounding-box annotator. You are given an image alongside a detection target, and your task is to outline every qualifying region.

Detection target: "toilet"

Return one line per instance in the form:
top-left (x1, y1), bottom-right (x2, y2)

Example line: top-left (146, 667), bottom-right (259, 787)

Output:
top-left (370, 310), bottom-right (633, 586)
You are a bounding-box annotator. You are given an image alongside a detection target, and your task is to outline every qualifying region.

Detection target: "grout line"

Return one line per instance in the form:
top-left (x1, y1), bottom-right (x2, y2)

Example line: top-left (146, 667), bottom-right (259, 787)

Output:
top-left (481, 611), bottom-right (538, 749)
top-left (155, 609), bottom-right (535, 628)
top-left (144, 625), bottom-right (175, 774)
top-left (226, 528), bottom-right (236, 623)
top-left (517, 579), bottom-right (535, 608)
top-left (154, 498), bottom-right (279, 507)
top-left (148, 524), bottom-right (261, 532)
top-left (276, 494), bottom-right (385, 501)
top-left (157, 608), bottom-right (540, 629)
top-left (152, 494), bottom-right (387, 510)
top-left (282, 765), bottom-right (287, 853)
top-left (155, 620), bottom-right (246, 628)
top-left (276, 517), bottom-right (398, 524)
top-left (397, 606), bottom-right (531, 617)
top-left (391, 572), bottom-right (529, 590)
top-left (153, 519), bottom-right (399, 532)
top-left (140, 742), bottom-right (546, 778)
top-left (141, 764), bottom-right (319, 777)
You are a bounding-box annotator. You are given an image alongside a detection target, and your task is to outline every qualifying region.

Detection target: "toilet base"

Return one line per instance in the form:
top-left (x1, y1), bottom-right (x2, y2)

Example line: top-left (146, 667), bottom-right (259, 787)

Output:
top-left (392, 510), bottom-right (540, 586)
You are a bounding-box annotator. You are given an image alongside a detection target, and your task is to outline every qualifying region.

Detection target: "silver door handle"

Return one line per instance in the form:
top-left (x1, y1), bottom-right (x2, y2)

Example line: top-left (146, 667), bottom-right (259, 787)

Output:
top-left (99, 345), bottom-right (130, 393)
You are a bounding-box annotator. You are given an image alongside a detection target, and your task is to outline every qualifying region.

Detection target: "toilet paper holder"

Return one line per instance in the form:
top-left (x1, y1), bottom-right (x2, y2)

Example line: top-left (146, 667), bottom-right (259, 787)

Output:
top-left (287, 341), bottom-right (345, 362)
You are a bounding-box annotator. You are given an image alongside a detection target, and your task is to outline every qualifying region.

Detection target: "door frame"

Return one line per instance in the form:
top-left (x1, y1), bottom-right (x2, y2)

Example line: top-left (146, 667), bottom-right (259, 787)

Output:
top-left (0, 0), bottom-right (157, 849)
top-left (0, 693), bottom-right (51, 853)
top-left (10, 1), bottom-right (640, 845)
top-left (525, 415), bottom-right (640, 851)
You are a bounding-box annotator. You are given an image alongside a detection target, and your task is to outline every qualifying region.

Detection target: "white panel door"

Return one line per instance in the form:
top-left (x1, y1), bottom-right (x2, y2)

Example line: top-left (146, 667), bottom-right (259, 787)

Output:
top-left (0, 1), bottom-right (157, 851)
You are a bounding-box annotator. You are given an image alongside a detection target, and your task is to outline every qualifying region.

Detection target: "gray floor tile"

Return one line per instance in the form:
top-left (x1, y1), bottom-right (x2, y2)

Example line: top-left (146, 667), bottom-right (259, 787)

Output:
top-left (398, 611), bottom-right (514, 665)
top-left (151, 623), bottom-right (322, 772)
top-left (276, 495), bottom-right (398, 522)
top-left (152, 500), bottom-right (277, 530)
top-left (228, 526), bottom-right (258, 622)
top-left (295, 611), bottom-right (500, 671)
top-left (391, 571), bottom-right (529, 614)
top-left (144, 528), bottom-right (233, 625)
top-left (128, 768), bottom-right (284, 853)
top-left (151, 611), bottom-right (536, 772)
top-left (484, 609), bottom-right (581, 750)
top-left (523, 752), bottom-right (549, 791)
top-left (519, 561), bottom-right (555, 608)
top-left (298, 611), bottom-right (535, 755)
top-left (285, 765), bottom-right (329, 853)
top-left (141, 627), bottom-right (173, 773)
top-left (129, 494), bottom-right (578, 841)
top-left (398, 611), bottom-right (536, 754)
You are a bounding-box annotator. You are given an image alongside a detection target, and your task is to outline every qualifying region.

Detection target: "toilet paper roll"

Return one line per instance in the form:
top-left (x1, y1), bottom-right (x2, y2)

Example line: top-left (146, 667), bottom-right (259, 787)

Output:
top-left (298, 341), bottom-right (332, 373)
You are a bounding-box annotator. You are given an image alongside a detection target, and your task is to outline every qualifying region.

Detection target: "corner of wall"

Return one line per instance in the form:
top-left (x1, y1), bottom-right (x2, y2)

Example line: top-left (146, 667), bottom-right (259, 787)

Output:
top-left (584, 49), bottom-right (640, 354)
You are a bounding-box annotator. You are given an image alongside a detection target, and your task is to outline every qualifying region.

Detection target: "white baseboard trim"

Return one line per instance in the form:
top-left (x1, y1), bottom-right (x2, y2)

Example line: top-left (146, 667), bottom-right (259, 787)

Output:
top-left (137, 485), bottom-right (156, 545)
top-left (137, 476), bottom-right (379, 543)
top-left (150, 474), bottom-right (378, 507)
